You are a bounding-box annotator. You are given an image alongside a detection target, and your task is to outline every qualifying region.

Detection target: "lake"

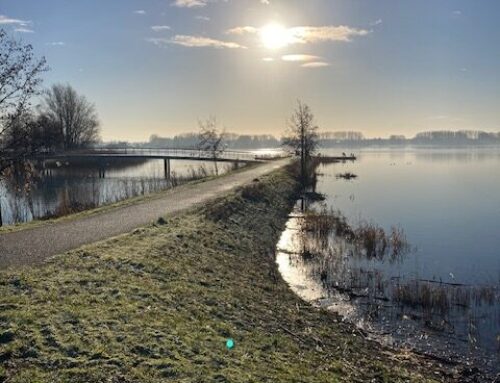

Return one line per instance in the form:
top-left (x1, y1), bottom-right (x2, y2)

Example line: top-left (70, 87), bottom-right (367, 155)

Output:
top-left (277, 148), bottom-right (500, 375)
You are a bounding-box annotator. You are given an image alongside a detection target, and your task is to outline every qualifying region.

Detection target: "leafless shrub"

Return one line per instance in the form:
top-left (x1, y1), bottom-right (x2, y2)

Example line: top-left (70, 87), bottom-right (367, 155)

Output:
top-left (300, 208), bottom-right (407, 262)
top-left (354, 222), bottom-right (388, 260)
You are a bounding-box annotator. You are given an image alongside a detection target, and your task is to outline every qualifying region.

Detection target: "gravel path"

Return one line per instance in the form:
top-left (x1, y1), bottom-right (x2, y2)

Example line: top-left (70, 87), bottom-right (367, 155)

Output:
top-left (0, 159), bottom-right (290, 269)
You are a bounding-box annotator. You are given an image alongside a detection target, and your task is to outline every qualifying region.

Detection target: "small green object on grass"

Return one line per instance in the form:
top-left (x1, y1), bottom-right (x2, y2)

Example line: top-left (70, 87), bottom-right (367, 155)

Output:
top-left (226, 338), bottom-right (235, 350)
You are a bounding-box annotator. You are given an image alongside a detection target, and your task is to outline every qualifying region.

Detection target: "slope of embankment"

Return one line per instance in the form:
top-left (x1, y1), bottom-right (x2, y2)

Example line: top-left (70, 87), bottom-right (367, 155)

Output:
top-left (0, 164), bottom-right (462, 382)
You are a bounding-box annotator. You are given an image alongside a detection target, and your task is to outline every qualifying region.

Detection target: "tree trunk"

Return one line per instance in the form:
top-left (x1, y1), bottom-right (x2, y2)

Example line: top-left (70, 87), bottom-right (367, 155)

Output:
top-left (301, 122), bottom-right (306, 183)
top-left (0, 198), bottom-right (3, 227)
top-left (213, 154), bottom-right (219, 176)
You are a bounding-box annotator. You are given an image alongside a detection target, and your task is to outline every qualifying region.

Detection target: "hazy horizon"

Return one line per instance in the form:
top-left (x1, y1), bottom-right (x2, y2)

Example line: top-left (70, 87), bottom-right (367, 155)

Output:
top-left (2, 0), bottom-right (499, 141)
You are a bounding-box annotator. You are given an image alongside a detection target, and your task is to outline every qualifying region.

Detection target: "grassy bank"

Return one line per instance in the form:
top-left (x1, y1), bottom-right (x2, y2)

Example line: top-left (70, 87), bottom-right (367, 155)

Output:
top-left (0, 165), bottom-right (459, 382)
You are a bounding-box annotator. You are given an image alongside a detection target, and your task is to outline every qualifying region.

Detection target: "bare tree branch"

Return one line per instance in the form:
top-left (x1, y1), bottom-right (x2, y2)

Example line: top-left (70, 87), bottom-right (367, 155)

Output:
top-left (197, 116), bottom-right (227, 176)
top-left (39, 84), bottom-right (100, 149)
top-left (282, 100), bottom-right (320, 181)
top-left (0, 29), bottom-right (48, 174)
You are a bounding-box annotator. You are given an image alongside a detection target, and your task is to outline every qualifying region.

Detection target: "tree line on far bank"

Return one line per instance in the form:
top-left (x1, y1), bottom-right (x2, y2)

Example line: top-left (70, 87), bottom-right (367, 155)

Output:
top-left (114, 129), bottom-right (500, 151)
top-left (0, 30), bottom-right (100, 173)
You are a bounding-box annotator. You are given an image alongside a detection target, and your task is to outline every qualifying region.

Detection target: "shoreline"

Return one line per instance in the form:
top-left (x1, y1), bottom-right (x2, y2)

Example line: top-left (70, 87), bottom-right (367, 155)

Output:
top-left (277, 203), bottom-right (498, 380)
top-left (0, 163), bottom-right (475, 382)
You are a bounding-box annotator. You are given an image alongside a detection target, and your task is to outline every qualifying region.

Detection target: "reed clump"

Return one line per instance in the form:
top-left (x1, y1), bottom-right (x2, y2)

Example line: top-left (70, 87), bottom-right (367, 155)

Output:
top-left (300, 208), bottom-right (409, 262)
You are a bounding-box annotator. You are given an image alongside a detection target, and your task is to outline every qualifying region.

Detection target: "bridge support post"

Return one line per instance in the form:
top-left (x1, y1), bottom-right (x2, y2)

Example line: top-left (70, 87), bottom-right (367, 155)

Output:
top-left (164, 158), bottom-right (171, 180)
top-left (42, 160), bottom-right (51, 177)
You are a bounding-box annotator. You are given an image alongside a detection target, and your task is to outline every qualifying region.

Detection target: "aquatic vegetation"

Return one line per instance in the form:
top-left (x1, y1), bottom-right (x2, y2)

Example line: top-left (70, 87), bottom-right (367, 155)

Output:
top-left (298, 207), bottom-right (409, 262)
top-left (279, 202), bottom-right (500, 371)
top-left (354, 222), bottom-right (388, 260)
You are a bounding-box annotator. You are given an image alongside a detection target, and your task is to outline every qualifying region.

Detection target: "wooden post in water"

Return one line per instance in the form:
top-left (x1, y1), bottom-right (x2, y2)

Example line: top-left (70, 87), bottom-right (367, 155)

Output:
top-left (164, 158), bottom-right (171, 180)
top-left (98, 160), bottom-right (106, 179)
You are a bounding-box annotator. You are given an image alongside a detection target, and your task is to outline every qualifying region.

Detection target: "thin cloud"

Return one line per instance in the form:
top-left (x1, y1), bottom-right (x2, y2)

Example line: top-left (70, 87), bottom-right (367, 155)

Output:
top-left (148, 35), bottom-right (246, 49)
top-left (227, 24), bottom-right (370, 45)
top-left (195, 15), bottom-right (210, 21)
top-left (370, 19), bottom-right (383, 26)
top-left (301, 62), bottom-right (330, 68)
top-left (262, 57), bottom-right (275, 62)
top-left (172, 0), bottom-right (208, 8)
top-left (134, 10), bottom-right (146, 15)
top-left (14, 27), bottom-right (34, 33)
top-left (290, 26), bottom-right (370, 43)
top-left (282, 54), bottom-right (322, 62)
top-left (173, 0), bottom-right (269, 8)
top-left (0, 15), bottom-right (31, 26)
top-left (452, 10), bottom-right (462, 16)
top-left (226, 26), bottom-right (258, 35)
top-left (46, 42), bottom-right (66, 46)
top-left (151, 25), bottom-right (171, 32)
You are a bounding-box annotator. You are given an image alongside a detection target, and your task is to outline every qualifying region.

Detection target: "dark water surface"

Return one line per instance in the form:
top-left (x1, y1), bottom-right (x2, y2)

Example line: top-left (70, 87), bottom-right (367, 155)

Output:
top-left (0, 159), bottom-right (233, 225)
top-left (277, 148), bottom-right (500, 375)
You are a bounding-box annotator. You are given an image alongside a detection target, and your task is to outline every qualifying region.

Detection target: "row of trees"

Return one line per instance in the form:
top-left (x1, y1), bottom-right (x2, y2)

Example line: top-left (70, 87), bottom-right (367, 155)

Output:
top-left (146, 132), bottom-right (280, 150)
top-left (133, 129), bottom-right (500, 151)
top-left (0, 30), bottom-right (100, 174)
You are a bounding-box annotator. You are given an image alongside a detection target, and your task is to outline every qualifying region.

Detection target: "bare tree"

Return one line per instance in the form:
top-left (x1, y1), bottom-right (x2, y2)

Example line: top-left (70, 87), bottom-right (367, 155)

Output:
top-left (0, 30), bottom-right (48, 227)
top-left (197, 116), bottom-right (226, 176)
top-left (0, 29), bottom-right (48, 173)
top-left (40, 84), bottom-right (100, 149)
top-left (282, 101), bottom-right (319, 182)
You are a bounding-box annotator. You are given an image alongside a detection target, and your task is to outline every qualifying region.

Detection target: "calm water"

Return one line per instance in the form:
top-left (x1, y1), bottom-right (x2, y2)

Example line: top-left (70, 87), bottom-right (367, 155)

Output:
top-left (277, 148), bottom-right (500, 374)
top-left (321, 148), bottom-right (500, 285)
top-left (0, 159), bottom-right (233, 225)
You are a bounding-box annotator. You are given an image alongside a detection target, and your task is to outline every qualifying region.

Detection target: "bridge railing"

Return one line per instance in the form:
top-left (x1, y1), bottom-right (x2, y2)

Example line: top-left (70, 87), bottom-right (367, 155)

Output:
top-left (29, 147), bottom-right (291, 162)
top-left (54, 148), bottom-right (259, 161)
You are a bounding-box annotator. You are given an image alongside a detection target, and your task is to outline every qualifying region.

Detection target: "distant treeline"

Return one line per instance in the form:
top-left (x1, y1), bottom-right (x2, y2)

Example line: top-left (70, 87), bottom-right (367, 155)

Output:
top-left (103, 130), bottom-right (500, 149)
top-left (318, 130), bottom-right (500, 147)
top-left (105, 133), bottom-right (281, 150)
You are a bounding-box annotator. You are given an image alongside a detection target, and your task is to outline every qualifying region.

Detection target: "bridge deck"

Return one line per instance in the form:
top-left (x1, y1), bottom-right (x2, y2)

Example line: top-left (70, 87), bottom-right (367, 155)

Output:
top-left (316, 155), bottom-right (357, 162)
top-left (34, 148), bottom-right (267, 163)
top-left (46, 154), bottom-right (260, 163)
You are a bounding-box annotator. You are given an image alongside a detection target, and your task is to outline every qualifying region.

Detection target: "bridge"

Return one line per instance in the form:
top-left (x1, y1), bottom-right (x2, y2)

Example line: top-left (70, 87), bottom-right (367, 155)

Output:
top-left (32, 148), bottom-right (285, 178)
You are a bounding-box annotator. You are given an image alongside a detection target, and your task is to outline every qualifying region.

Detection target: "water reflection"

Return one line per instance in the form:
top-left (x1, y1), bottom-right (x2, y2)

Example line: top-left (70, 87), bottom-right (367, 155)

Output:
top-left (0, 159), bottom-right (237, 225)
top-left (277, 149), bottom-right (500, 375)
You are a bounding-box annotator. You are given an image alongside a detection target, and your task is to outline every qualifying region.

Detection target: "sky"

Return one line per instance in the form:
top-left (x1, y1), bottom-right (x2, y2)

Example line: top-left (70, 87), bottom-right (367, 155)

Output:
top-left (1, 0), bottom-right (499, 141)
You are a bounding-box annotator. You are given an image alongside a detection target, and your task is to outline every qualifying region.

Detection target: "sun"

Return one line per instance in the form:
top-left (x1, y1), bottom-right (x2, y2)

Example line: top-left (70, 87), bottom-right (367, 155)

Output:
top-left (259, 23), bottom-right (290, 49)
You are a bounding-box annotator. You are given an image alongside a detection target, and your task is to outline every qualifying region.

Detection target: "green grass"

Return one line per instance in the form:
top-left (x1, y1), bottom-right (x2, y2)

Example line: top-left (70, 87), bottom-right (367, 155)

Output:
top-left (0, 165), bottom-right (450, 382)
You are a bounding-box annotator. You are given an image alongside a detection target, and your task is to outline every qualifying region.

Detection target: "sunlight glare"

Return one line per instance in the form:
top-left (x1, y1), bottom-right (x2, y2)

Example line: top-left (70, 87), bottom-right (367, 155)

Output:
top-left (259, 23), bottom-right (290, 50)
